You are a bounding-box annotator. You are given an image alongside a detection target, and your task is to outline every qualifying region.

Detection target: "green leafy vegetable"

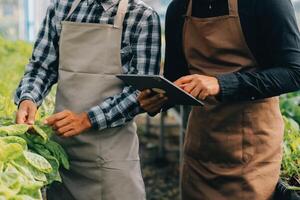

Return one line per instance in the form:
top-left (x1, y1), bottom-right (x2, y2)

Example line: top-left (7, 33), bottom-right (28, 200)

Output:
top-left (0, 38), bottom-right (68, 199)
top-left (0, 122), bottom-right (69, 199)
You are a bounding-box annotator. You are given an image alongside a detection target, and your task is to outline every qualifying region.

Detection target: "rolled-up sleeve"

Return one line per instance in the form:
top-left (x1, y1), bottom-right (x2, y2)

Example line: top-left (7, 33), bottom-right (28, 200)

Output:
top-left (14, 1), bottom-right (59, 106)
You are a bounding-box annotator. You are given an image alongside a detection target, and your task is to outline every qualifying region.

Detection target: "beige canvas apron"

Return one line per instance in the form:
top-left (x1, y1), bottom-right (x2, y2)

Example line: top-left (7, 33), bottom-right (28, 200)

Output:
top-left (181, 0), bottom-right (284, 199)
top-left (46, 0), bottom-right (145, 199)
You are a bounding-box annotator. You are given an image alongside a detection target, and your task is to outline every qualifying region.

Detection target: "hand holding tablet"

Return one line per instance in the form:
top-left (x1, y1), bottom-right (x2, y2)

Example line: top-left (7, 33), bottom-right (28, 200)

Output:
top-left (116, 74), bottom-right (204, 106)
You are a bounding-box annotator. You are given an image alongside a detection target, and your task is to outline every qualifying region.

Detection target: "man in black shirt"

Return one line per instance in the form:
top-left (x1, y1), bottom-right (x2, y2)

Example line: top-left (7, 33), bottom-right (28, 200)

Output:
top-left (138, 0), bottom-right (300, 199)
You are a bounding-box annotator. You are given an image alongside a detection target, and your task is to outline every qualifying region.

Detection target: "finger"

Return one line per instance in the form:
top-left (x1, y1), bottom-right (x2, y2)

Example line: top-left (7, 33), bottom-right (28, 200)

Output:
top-left (137, 89), bottom-right (152, 101)
top-left (183, 81), bottom-right (197, 93)
top-left (57, 124), bottom-right (74, 135)
top-left (26, 107), bottom-right (37, 125)
top-left (143, 96), bottom-right (168, 110)
top-left (140, 94), bottom-right (165, 108)
top-left (45, 110), bottom-right (70, 125)
top-left (149, 96), bottom-right (168, 108)
top-left (199, 90), bottom-right (209, 100)
top-left (174, 75), bottom-right (194, 86)
top-left (16, 110), bottom-right (27, 124)
top-left (145, 97), bottom-right (168, 112)
top-left (190, 86), bottom-right (202, 98)
top-left (178, 83), bottom-right (188, 89)
top-left (54, 117), bottom-right (73, 129)
top-left (62, 130), bottom-right (77, 138)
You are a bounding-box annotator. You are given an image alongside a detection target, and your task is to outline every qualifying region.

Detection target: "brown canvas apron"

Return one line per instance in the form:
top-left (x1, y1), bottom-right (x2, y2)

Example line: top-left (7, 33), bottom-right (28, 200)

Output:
top-left (181, 0), bottom-right (284, 199)
top-left (46, 0), bottom-right (145, 199)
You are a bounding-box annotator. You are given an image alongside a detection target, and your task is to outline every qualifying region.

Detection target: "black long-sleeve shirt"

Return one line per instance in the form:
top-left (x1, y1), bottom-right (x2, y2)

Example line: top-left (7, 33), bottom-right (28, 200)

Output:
top-left (164, 0), bottom-right (300, 102)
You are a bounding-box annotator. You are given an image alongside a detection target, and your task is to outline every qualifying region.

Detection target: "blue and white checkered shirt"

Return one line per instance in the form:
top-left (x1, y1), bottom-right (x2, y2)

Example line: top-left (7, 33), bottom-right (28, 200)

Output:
top-left (14, 0), bottom-right (161, 130)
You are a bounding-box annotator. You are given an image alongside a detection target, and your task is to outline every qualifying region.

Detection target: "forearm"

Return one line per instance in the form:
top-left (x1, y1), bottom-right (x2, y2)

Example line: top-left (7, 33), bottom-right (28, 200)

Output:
top-left (217, 66), bottom-right (300, 102)
top-left (14, 62), bottom-right (58, 106)
top-left (87, 87), bottom-right (142, 130)
top-left (215, 0), bottom-right (299, 102)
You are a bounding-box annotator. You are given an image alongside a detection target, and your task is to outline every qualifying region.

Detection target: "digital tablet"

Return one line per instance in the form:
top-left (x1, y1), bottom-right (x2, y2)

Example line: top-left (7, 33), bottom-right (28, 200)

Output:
top-left (116, 74), bottom-right (204, 106)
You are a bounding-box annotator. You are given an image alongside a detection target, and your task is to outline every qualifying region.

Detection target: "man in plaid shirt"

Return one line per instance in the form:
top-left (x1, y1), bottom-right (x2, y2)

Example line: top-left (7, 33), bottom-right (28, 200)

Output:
top-left (15, 0), bottom-right (161, 199)
top-left (15, 0), bottom-right (161, 131)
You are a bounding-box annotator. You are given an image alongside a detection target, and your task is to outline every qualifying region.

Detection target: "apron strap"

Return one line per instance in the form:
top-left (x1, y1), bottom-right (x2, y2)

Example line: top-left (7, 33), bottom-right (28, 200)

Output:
top-left (66, 0), bottom-right (82, 20)
top-left (66, 0), bottom-right (128, 28)
top-left (229, 0), bottom-right (239, 16)
top-left (186, 0), bottom-right (192, 17)
top-left (113, 0), bottom-right (129, 28)
top-left (186, 0), bottom-right (238, 17)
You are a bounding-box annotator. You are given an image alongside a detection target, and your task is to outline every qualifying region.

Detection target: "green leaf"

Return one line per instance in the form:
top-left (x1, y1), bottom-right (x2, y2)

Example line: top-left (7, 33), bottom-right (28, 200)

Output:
top-left (31, 125), bottom-right (48, 142)
top-left (0, 185), bottom-right (15, 199)
top-left (0, 143), bottom-right (23, 162)
top-left (14, 157), bottom-right (47, 184)
top-left (287, 186), bottom-right (300, 191)
top-left (23, 133), bottom-right (45, 145)
top-left (0, 136), bottom-right (27, 150)
top-left (9, 195), bottom-right (37, 200)
top-left (1, 171), bottom-right (18, 187)
top-left (23, 151), bottom-right (52, 174)
top-left (0, 125), bottom-right (29, 136)
top-left (45, 156), bottom-right (61, 184)
top-left (27, 165), bottom-right (47, 183)
top-left (30, 144), bottom-right (52, 160)
top-left (44, 140), bottom-right (69, 170)
top-left (10, 161), bottom-right (35, 182)
top-left (18, 181), bottom-right (43, 200)
top-left (0, 171), bottom-right (21, 193)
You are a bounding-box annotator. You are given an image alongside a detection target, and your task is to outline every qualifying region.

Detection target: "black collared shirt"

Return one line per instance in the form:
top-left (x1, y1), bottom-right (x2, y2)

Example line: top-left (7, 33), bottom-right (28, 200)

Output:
top-left (164, 0), bottom-right (300, 102)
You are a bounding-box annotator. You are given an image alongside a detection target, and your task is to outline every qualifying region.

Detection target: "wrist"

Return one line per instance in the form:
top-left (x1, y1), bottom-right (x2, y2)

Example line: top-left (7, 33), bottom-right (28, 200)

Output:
top-left (81, 112), bottom-right (92, 130)
top-left (19, 100), bottom-right (37, 111)
top-left (216, 73), bottom-right (240, 102)
top-left (214, 76), bottom-right (221, 96)
top-left (19, 99), bottom-right (36, 108)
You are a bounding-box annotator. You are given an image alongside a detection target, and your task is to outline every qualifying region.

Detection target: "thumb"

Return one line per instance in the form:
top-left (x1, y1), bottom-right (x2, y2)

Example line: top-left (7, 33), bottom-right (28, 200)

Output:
top-left (174, 75), bottom-right (193, 86)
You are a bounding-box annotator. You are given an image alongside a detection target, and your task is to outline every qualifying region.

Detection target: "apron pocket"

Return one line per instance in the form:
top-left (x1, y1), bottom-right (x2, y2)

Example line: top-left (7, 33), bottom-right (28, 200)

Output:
top-left (244, 98), bottom-right (284, 162)
top-left (205, 139), bottom-right (243, 165)
top-left (205, 112), bottom-right (247, 165)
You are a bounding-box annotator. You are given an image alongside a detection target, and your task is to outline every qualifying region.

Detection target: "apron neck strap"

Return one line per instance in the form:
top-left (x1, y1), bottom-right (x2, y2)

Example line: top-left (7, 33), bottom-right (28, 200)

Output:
top-left (113, 0), bottom-right (129, 28)
top-left (66, 0), bottom-right (128, 28)
top-left (66, 0), bottom-right (82, 20)
top-left (186, 0), bottom-right (238, 17)
top-left (229, 0), bottom-right (238, 16)
top-left (186, 0), bottom-right (192, 17)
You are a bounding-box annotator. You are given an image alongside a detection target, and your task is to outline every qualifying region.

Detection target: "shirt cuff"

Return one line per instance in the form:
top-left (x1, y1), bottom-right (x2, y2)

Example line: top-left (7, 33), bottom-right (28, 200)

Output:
top-left (15, 94), bottom-right (38, 107)
top-left (216, 73), bottom-right (240, 102)
top-left (87, 106), bottom-right (107, 131)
